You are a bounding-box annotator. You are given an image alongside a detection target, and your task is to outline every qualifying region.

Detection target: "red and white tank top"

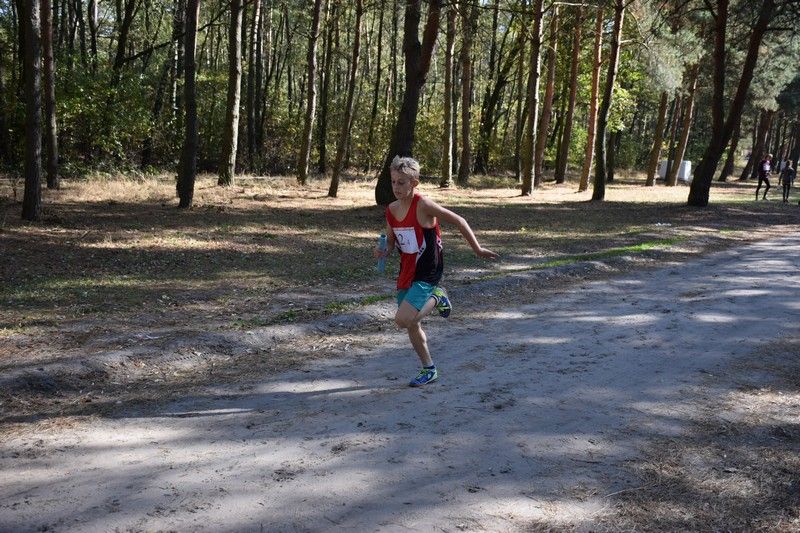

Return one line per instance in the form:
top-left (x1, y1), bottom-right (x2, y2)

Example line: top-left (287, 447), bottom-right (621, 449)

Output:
top-left (386, 193), bottom-right (444, 289)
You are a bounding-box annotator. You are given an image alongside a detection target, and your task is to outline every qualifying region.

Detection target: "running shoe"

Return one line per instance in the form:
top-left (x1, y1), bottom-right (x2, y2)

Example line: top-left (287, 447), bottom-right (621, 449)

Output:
top-left (432, 286), bottom-right (452, 318)
top-left (409, 367), bottom-right (438, 387)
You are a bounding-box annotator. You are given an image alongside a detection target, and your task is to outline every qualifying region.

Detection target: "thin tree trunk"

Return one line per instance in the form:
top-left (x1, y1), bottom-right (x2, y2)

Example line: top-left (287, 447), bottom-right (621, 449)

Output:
top-left (554, 5), bottom-right (581, 184)
top-left (738, 112), bottom-right (761, 181)
top-left (452, 60), bottom-right (459, 176)
top-left (664, 92), bottom-right (681, 183)
top-left (111, 0), bottom-right (138, 83)
top-left (218, 0), bottom-right (243, 186)
top-left (14, 0), bottom-right (25, 91)
top-left (42, 0), bottom-right (59, 189)
top-left (475, 21), bottom-right (520, 175)
top-left (317, 0), bottom-right (335, 174)
top-left (591, 0), bottom-right (624, 201)
top-left (171, 0), bottom-right (184, 122)
top-left (328, 0), bottom-right (363, 197)
top-left (607, 131), bottom-right (618, 182)
top-left (176, 0), bottom-right (199, 208)
top-left (534, 5), bottom-right (558, 187)
top-left (254, 0), bottom-right (265, 158)
top-left (513, 25), bottom-right (525, 183)
top-left (579, 5), bottom-right (603, 192)
top-left (440, 5), bottom-right (456, 188)
top-left (0, 47), bottom-right (9, 164)
top-left (245, 0), bottom-right (261, 169)
top-left (297, 0), bottom-right (324, 185)
top-left (771, 112), bottom-right (783, 162)
top-left (743, 109), bottom-right (774, 181)
top-left (457, 1), bottom-right (477, 186)
top-left (87, 0), bottom-right (98, 71)
top-left (644, 91), bottom-right (668, 186)
top-left (66, 0), bottom-right (74, 68)
top-left (764, 113), bottom-right (776, 167)
top-left (666, 64), bottom-right (699, 186)
top-left (285, 6), bottom-right (295, 114)
top-left (365, 0), bottom-right (385, 170)
top-left (789, 120), bottom-right (800, 164)
top-left (472, 0), bottom-right (502, 175)
top-left (389, 0), bottom-right (398, 107)
top-left (717, 117), bottom-right (741, 182)
top-left (141, 59), bottom-right (170, 168)
top-left (520, 0), bottom-right (544, 196)
top-left (550, 75), bottom-right (568, 155)
top-left (374, 0), bottom-right (443, 205)
top-left (74, 0), bottom-right (86, 66)
top-left (23, 0), bottom-right (43, 221)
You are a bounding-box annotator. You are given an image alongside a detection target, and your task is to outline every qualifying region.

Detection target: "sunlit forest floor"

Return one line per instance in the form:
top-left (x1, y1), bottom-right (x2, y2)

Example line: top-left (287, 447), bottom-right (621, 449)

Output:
top-left (1, 170), bottom-right (799, 529)
top-left (2, 169), bottom-right (798, 340)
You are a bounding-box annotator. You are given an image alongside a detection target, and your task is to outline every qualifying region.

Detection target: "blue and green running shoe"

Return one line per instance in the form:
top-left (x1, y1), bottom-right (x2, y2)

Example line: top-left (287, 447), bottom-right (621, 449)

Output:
top-left (409, 366), bottom-right (438, 387)
top-left (432, 286), bottom-right (452, 318)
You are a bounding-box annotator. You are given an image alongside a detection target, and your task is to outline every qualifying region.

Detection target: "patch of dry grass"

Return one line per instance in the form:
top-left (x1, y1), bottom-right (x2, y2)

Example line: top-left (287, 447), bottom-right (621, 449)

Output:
top-left (1, 172), bottom-right (799, 343)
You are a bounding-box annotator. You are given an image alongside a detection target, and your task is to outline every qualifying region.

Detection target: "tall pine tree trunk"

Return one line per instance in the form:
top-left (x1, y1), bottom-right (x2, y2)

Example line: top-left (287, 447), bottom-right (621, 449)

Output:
top-left (717, 118), bottom-right (741, 182)
top-left (666, 65), bottom-right (698, 186)
top-left (297, 0), bottom-right (324, 185)
top-left (591, 0), bottom-right (624, 201)
top-left (328, 0), bottom-right (362, 197)
top-left (88, 0), bottom-right (98, 72)
top-left (365, 0), bottom-right (385, 171)
top-left (738, 112), bottom-right (761, 181)
top-left (176, 0), bottom-right (199, 208)
top-left (111, 0), bottom-right (137, 84)
top-left (663, 92), bottom-right (681, 183)
top-left (246, 0), bottom-right (261, 169)
top-left (644, 91), bottom-right (668, 186)
top-left (317, 0), bottom-right (335, 174)
top-left (389, 0), bottom-right (398, 108)
top-left (141, 59), bottom-right (170, 168)
top-left (554, 5), bottom-right (581, 184)
top-left (42, 0), bottom-right (59, 189)
top-left (742, 109), bottom-right (774, 181)
top-left (520, 0), bottom-right (544, 196)
top-left (374, 0), bottom-right (442, 206)
top-left (218, 0), bottom-right (243, 186)
top-left (457, 2), bottom-right (477, 186)
top-left (475, 27), bottom-right (521, 176)
top-left (440, 5), bottom-right (456, 188)
top-left (579, 5), bottom-right (603, 192)
top-left (22, 0), bottom-right (43, 221)
top-left (534, 5), bottom-right (558, 187)
top-left (513, 32), bottom-right (525, 183)
top-left (473, 0), bottom-right (502, 175)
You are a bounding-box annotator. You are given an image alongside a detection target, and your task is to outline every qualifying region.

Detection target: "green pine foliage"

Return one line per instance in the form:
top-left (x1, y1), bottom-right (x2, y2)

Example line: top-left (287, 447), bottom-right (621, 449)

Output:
top-left (1, 0), bottom-right (798, 182)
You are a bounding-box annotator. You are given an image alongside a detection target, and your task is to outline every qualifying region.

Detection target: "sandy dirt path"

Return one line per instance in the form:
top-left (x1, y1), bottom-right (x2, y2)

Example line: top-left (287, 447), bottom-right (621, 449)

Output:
top-left (2, 234), bottom-right (799, 532)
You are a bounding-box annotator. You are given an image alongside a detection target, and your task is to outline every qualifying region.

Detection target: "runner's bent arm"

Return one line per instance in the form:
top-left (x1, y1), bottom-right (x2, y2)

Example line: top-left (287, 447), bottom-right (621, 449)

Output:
top-left (419, 198), bottom-right (498, 260)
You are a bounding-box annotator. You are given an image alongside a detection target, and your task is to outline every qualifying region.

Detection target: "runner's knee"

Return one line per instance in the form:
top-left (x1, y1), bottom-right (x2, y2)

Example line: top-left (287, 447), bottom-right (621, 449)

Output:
top-left (395, 312), bottom-right (421, 330)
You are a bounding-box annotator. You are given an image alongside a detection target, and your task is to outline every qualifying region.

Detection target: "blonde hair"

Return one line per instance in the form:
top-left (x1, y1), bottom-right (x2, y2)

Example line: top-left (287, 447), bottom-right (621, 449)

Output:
top-left (390, 156), bottom-right (420, 181)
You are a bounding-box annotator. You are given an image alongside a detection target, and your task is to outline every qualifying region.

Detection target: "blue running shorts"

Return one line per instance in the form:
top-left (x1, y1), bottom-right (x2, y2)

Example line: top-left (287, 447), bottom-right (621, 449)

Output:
top-left (396, 281), bottom-right (436, 311)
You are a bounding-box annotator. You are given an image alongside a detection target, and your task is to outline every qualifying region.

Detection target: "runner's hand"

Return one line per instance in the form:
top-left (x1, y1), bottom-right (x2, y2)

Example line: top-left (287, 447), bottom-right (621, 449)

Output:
top-left (477, 248), bottom-right (498, 260)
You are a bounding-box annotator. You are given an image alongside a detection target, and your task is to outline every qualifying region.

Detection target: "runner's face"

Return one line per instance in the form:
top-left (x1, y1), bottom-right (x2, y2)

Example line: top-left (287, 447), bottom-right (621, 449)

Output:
top-left (391, 172), bottom-right (416, 200)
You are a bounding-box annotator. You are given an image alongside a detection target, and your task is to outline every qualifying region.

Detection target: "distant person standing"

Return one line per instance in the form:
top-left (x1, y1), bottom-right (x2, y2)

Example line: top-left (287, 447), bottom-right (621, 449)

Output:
top-left (756, 153), bottom-right (772, 200)
top-left (780, 160), bottom-right (796, 203)
top-left (777, 157), bottom-right (788, 175)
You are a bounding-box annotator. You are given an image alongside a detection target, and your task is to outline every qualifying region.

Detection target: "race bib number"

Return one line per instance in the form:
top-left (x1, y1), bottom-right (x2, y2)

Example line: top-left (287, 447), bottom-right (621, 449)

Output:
top-left (393, 227), bottom-right (419, 254)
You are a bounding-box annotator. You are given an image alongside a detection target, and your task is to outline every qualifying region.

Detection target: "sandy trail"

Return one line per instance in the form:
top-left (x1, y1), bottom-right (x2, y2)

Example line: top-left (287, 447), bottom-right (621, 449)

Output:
top-left (2, 234), bottom-right (799, 532)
